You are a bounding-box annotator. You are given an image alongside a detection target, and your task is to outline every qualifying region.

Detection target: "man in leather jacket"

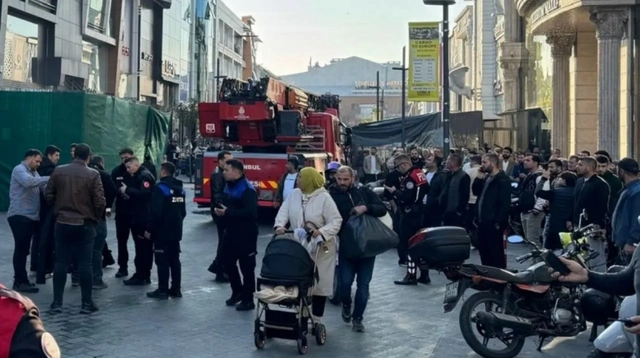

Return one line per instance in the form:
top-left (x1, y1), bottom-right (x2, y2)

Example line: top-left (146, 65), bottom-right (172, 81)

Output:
top-left (208, 151), bottom-right (232, 282)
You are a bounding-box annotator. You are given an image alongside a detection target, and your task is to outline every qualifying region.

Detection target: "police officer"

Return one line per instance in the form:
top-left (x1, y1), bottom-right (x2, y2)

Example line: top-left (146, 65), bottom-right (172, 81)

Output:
top-left (384, 154), bottom-right (429, 285)
top-left (214, 159), bottom-right (259, 311)
top-left (120, 156), bottom-right (156, 286)
top-left (145, 162), bottom-right (186, 299)
top-left (111, 148), bottom-right (137, 278)
top-left (0, 283), bottom-right (60, 357)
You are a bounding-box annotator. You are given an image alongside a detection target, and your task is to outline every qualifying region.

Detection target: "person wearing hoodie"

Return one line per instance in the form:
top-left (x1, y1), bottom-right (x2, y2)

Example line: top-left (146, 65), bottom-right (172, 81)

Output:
top-left (35, 145), bottom-right (60, 284)
top-left (88, 156), bottom-right (118, 289)
top-left (121, 156), bottom-right (156, 286)
top-left (145, 162), bottom-right (186, 299)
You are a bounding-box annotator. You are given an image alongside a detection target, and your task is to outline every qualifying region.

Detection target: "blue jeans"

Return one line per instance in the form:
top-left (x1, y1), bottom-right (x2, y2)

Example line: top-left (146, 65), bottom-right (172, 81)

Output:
top-left (339, 255), bottom-right (376, 320)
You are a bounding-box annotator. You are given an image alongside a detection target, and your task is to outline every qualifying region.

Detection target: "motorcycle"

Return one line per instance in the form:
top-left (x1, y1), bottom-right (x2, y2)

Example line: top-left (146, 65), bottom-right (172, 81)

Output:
top-left (421, 224), bottom-right (599, 358)
top-left (589, 295), bottom-right (636, 358)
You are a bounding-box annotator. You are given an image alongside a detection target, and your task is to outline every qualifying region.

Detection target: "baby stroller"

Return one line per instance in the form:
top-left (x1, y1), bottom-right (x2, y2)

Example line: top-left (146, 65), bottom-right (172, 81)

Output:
top-left (254, 232), bottom-right (327, 354)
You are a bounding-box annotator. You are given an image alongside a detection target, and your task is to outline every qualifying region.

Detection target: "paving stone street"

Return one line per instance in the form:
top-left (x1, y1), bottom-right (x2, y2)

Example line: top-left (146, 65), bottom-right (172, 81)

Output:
top-left (0, 184), bottom-right (597, 357)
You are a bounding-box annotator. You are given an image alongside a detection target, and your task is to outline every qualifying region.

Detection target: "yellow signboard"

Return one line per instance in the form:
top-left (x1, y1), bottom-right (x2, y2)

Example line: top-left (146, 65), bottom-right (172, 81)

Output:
top-left (408, 22), bottom-right (440, 102)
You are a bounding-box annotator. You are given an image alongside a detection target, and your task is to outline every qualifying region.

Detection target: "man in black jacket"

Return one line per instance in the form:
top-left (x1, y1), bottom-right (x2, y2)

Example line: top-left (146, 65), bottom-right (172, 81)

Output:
top-left (329, 166), bottom-right (388, 332)
top-left (121, 157), bottom-right (156, 286)
top-left (440, 154), bottom-right (470, 227)
top-left (473, 153), bottom-right (512, 268)
top-left (214, 159), bottom-right (258, 311)
top-left (574, 157), bottom-right (610, 228)
top-left (423, 155), bottom-right (446, 227)
top-left (35, 145), bottom-right (60, 284)
top-left (88, 155), bottom-right (118, 289)
top-left (111, 148), bottom-right (137, 278)
top-left (146, 162), bottom-right (186, 299)
top-left (208, 151), bottom-right (232, 282)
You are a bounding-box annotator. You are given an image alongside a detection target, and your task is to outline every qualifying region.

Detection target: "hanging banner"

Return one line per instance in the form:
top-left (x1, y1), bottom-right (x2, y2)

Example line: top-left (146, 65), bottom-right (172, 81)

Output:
top-left (408, 22), bottom-right (440, 102)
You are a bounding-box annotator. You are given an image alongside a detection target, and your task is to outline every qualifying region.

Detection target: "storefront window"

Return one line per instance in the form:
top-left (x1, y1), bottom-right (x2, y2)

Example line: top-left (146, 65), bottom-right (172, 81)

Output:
top-left (3, 15), bottom-right (39, 83)
top-left (82, 41), bottom-right (108, 93)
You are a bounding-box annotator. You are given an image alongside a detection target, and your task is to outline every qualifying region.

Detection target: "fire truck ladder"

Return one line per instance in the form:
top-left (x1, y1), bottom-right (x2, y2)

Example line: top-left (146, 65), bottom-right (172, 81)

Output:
top-left (294, 125), bottom-right (325, 152)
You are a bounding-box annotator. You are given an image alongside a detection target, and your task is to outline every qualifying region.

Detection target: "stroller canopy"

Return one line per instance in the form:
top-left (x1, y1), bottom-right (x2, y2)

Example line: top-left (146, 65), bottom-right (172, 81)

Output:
top-left (261, 238), bottom-right (315, 284)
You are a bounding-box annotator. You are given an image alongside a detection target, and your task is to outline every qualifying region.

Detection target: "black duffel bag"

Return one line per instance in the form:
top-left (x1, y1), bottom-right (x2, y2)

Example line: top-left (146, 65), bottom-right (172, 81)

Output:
top-left (340, 213), bottom-right (399, 259)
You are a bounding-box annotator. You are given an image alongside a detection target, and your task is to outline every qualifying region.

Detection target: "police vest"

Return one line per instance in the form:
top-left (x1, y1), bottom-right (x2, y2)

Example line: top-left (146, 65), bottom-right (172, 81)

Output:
top-left (0, 285), bottom-right (60, 358)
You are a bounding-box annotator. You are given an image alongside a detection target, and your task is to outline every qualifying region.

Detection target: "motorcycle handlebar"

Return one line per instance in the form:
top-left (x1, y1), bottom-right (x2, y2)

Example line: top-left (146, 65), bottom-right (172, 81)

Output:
top-left (516, 253), bottom-right (533, 264)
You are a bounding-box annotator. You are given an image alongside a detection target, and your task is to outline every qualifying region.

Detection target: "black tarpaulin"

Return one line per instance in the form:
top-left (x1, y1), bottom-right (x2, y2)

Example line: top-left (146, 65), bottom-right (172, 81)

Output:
top-left (350, 111), bottom-right (484, 148)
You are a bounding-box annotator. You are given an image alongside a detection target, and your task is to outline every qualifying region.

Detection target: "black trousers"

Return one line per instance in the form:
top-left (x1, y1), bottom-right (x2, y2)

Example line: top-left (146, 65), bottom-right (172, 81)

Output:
top-left (8, 215), bottom-right (39, 284)
top-left (53, 222), bottom-right (96, 305)
top-left (115, 215), bottom-right (134, 271)
top-left (155, 241), bottom-right (181, 291)
top-left (36, 210), bottom-right (55, 282)
top-left (398, 212), bottom-right (422, 262)
top-left (477, 222), bottom-right (506, 269)
top-left (210, 219), bottom-right (226, 275)
top-left (224, 244), bottom-right (256, 302)
top-left (133, 228), bottom-right (154, 280)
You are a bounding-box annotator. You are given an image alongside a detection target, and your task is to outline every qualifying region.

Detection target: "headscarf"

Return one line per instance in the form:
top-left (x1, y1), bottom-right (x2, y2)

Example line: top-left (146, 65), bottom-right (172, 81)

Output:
top-left (298, 167), bottom-right (325, 194)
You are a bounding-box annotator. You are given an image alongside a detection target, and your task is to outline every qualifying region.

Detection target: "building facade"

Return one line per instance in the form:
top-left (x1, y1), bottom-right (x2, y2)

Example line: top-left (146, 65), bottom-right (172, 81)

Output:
top-left (281, 57), bottom-right (436, 127)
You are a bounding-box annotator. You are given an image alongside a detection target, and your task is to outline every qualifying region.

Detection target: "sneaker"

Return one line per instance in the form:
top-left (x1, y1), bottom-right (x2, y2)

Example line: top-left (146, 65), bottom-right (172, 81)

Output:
top-left (93, 282), bottom-right (108, 290)
top-left (115, 269), bottom-right (128, 278)
top-left (13, 282), bottom-right (39, 293)
top-left (225, 293), bottom-right (242, 306)
top-left (341, 304), bottom-right (352, 323)
top-left (236, 300), bottom-right (255, 311)
top-left (394, 274), bottom-right (417, 286)
top-left (80, 302), bottom-right (99, 314)
top-left (146, 289), bottom-right (169, 300)
top-left (102, 251), bottom-right (115, 268)
top-left (49, 301), bottom-right (63, 314)
top-left (352, 318), bottom-right (365, 332)
top-left (168, 288), bottom-right (183, 298)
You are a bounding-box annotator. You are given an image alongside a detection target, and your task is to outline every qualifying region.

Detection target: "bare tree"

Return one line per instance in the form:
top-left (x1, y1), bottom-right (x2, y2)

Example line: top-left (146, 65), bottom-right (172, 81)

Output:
top-left (174, 98), bottom-right (199, 147)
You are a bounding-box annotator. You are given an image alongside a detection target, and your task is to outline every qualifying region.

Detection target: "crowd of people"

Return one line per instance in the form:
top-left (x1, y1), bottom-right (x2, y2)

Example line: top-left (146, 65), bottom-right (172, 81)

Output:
top-left (7, 143), bottom-right (186, 314)
top-left (7, 139), bottom-right (640, 342)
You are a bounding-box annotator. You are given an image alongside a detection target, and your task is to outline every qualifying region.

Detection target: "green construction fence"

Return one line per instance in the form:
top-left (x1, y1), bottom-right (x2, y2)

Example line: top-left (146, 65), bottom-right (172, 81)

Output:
top-left (0, 92), bottom-right (170, 211)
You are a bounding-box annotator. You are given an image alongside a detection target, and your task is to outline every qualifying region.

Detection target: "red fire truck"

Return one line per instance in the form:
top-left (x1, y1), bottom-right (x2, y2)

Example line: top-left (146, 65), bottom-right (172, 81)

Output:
top-left (194, 77), bottom-right (349, 208)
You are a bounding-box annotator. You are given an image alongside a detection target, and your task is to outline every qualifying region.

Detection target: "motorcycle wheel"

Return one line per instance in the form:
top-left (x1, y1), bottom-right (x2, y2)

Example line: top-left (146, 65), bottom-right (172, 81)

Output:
top-left (459, 291), bottom-right (526, 358)
top-left (587, 349), bottom-right (632, 358)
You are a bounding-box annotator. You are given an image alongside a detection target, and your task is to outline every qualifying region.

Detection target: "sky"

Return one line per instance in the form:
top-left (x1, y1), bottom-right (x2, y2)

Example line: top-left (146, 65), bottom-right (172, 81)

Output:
top-left (226, 0), bottom-right (470, 76)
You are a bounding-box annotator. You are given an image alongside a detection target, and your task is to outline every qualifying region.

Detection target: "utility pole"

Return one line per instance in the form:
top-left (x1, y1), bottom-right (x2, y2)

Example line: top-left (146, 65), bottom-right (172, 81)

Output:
top-left (423, 0), bottom-right (454, 155)
top-left (392, 46), bottom-right (408, 149)
top-left (376, 71), bottom-right (380, 121)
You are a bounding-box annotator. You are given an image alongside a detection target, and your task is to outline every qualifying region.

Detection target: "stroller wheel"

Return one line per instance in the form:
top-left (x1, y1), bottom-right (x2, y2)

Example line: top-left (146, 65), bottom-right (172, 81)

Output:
top-left (254, 332), bottom-right (266, 349)
top-left (297, 337), bottom-right (308, 355)
top-left (314, 323), bottom-right (327, 345)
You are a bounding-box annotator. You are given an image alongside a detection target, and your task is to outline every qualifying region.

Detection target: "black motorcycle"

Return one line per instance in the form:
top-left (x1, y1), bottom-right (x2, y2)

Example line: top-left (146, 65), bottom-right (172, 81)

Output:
top-left (409, 225), bottom-right (598, 358)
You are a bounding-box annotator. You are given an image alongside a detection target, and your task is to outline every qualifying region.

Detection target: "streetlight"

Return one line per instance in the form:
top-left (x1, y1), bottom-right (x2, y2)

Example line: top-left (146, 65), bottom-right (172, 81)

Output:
top-left (423, 0), bottom-right (454, 155)
top-left (392, 46), bottom-right (408, 149)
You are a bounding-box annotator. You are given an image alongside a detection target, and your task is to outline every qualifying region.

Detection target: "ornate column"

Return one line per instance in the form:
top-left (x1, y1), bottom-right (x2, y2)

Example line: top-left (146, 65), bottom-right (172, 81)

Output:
top-left (590, 7), bottom-right (628, 159)
top-left (500, 62), bottom-right (520, 111)
top-left (546, 33), bottom-right (575, 155)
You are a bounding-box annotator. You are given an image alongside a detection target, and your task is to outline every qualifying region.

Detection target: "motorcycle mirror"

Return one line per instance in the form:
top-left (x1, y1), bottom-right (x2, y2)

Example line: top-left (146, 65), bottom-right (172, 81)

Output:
top-left (637, 215), bottom-right (640, 226)
top-left (507, 235), bottom-right (524, 244)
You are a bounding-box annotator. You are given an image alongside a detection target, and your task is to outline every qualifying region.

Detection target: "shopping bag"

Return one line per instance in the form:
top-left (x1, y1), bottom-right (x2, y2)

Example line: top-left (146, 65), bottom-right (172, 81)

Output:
top-left (341, 214), bottom-right (399, 259)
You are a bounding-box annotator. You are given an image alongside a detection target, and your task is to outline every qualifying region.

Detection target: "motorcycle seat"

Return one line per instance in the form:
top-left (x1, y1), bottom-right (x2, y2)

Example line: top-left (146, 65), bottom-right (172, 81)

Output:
top-left (474, 265), bottom-right (534, 284)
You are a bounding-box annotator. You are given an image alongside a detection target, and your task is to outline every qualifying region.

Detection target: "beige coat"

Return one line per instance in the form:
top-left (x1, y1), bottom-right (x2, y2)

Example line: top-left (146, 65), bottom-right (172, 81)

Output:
top-left (274, 187), bottom-right (343, 296)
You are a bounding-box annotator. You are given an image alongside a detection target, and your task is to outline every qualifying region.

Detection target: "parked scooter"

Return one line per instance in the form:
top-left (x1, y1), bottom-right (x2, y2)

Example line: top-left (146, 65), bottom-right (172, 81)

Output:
top-left (589, 294), bottom-right (636, 358)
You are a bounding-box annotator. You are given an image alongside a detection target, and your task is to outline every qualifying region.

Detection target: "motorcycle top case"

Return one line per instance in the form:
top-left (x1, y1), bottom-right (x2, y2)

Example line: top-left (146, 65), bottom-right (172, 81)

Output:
top-left (408, 227), bottom-right (471, 268)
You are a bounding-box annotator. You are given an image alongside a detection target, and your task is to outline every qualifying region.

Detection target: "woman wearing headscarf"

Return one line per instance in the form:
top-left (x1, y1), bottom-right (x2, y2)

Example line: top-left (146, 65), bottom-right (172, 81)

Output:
top-left (274, 167), bottom-right (343, 323)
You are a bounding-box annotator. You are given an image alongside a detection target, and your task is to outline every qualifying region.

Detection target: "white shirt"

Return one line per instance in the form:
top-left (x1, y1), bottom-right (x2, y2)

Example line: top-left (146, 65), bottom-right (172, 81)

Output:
top-left (502, 160), bottom-right (510, 173)
top-left (422, 171), bottom-right (436, 204)
top-left (369, 155), bottom-right (380, 175)
top-left (282, 173), bottom-right (298, 202)
top-left (466, 166), bottom-right (480, 204)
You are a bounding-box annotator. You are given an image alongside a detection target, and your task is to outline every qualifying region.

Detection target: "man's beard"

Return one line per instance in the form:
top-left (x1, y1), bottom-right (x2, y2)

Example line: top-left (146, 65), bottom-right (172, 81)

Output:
top-left (338, 184), bottom-right (350, 191)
